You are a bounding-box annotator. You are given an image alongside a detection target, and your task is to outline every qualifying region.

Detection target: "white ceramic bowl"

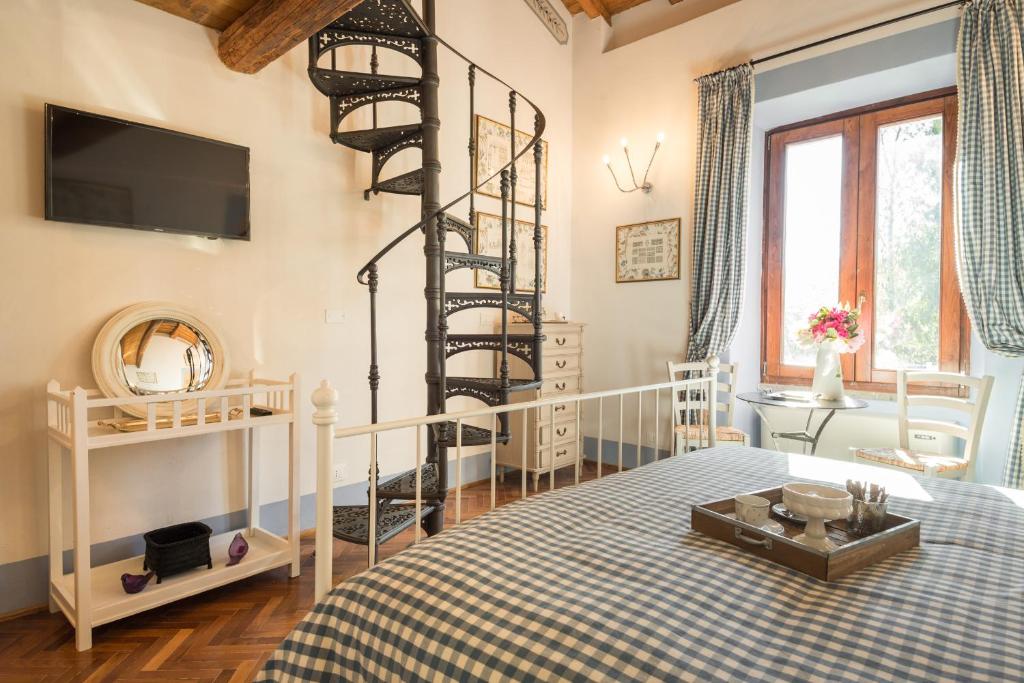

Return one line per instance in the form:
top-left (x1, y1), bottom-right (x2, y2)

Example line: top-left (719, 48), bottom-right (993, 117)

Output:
top-left (782, 483), bottom-right (852, 522)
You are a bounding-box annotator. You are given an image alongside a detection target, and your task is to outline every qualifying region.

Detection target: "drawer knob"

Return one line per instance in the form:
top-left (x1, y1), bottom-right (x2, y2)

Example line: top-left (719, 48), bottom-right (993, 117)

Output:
top-left (556, 449), bottom-right (567, 457)
top-left (556, 427), bottom-right (567, 437)
top-left (555, 382), bottom-right (566, 391)
top-left (555, 337), bottom-right (567, 346)
top-left (555, 360), bottom-right (567, 369)
top-left (554, 405), bottom-right (566, 412)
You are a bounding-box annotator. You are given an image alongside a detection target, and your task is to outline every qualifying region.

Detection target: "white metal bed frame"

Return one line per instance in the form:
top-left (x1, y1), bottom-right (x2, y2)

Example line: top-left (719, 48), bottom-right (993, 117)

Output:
top-left (310, 357), bottom-right (721, 600)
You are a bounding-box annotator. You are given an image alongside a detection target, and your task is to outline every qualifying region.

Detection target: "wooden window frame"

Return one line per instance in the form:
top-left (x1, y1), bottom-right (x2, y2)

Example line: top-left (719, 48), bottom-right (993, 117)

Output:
top-left (761, 87), bottom-right (970, 395)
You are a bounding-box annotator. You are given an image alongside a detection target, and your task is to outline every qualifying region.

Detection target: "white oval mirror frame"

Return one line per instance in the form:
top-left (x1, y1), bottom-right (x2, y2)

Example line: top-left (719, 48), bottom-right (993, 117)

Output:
top-left (92, 302), bottom-right (230, 419)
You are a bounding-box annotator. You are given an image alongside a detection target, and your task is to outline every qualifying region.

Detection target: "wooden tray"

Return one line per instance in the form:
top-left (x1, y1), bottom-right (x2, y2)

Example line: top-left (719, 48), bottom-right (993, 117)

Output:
top-left (691, 487), bottom-right (920, 581)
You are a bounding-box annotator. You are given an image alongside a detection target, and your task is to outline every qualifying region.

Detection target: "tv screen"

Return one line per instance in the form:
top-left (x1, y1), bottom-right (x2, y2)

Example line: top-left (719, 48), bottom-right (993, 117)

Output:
top-left (45, 105), bottom-right (250, 240)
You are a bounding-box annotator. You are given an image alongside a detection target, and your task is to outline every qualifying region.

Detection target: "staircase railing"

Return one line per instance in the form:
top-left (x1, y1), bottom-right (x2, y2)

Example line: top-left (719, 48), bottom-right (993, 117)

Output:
top-left (354, 34), bottom-right (547, 425)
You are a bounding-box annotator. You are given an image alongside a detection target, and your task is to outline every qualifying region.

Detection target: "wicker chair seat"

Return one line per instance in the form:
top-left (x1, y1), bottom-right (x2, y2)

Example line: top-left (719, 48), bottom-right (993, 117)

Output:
top-left (854, 447), bottom-right (968, 474)
top-left (674, 424), bottom-right (749, 444)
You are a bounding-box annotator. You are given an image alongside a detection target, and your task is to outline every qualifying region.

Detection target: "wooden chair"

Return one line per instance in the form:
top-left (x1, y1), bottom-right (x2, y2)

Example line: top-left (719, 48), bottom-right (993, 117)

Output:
top-left (854, 370), bottom-right (994, 480)
top-left (667, 359), bottom-right (750, 452)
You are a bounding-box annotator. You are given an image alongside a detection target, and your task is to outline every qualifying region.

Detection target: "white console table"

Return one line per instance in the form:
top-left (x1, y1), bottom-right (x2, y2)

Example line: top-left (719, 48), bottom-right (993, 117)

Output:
top-left (45, 373), bottom-right (300, 651)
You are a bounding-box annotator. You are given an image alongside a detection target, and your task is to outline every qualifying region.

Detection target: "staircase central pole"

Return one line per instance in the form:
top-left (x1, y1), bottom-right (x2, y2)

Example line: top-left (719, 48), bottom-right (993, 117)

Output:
top-left (421, 0), bottom-right (446, 535)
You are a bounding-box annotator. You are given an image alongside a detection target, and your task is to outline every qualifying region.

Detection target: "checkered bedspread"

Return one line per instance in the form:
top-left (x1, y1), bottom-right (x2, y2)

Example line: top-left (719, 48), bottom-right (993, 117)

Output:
top-left (259, 446), bottom-right (1024, 682)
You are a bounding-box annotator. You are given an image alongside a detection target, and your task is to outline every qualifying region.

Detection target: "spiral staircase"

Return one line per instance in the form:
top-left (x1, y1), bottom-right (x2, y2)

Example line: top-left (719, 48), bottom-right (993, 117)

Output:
top-left (308, 0), bottom-right (546, 553)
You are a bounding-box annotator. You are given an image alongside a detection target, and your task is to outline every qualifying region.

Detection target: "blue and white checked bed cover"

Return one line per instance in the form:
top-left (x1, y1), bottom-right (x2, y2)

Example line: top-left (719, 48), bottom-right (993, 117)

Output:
top-left (259, 446), bottom-right (1024, 682)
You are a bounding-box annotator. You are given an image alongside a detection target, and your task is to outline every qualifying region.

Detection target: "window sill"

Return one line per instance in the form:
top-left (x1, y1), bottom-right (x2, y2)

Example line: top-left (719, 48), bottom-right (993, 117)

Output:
top-left (760, 376), bottom-right (967, 399)
top-left (757, 381), bottom-right (896, 402)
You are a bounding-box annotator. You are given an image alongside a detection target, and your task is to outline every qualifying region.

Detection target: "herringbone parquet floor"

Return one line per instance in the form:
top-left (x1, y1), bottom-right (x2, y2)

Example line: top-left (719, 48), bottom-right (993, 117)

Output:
top-left (0, 463), bottom-right (605, 682)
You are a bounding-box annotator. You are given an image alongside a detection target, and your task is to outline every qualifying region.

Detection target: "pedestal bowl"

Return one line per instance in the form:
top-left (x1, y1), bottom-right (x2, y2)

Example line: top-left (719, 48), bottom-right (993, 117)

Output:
top-left (782, 483), bottom-right (853, 552)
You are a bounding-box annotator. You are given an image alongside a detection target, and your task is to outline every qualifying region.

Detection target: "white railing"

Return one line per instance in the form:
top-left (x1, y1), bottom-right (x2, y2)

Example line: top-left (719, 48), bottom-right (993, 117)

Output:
top-left (310, 358), bottom-right (720, 600)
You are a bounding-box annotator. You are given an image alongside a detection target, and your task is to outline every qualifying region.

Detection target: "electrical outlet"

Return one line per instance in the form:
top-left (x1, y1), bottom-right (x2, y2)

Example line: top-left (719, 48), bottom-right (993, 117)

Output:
top-left (325, 309), bottom-right (346, 324)
top-left (332, 464), bottom-right (346, 482)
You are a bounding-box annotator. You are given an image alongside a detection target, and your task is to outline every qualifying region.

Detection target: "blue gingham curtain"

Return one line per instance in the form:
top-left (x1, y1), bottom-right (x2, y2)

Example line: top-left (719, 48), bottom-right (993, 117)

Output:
top-left (955, 0), bottom-right (1024, 488)
top-left (686, 64), bottom-right (754, 362)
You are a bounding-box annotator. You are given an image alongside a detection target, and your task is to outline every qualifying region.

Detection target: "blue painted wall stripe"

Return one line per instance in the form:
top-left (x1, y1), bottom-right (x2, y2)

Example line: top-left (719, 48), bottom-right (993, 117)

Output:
top-left (0, 450), bottom-right (494, 617)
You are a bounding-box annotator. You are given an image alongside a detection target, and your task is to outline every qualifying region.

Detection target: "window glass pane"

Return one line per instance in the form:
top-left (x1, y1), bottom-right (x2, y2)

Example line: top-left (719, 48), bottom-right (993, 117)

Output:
top-left (873, 115), bottom-right (943, 371)
top-left (782, 135), bottom-right (843, 366)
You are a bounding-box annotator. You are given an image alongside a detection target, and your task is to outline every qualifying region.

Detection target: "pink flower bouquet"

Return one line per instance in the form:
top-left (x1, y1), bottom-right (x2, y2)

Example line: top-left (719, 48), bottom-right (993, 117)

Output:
top-left (796, 303), bottom-right (865, 353)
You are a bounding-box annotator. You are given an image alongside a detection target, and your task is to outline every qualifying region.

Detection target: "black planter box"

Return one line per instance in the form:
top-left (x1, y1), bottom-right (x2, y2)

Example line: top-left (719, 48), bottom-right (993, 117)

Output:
top-left (143, 522), bottom-right (213, 583)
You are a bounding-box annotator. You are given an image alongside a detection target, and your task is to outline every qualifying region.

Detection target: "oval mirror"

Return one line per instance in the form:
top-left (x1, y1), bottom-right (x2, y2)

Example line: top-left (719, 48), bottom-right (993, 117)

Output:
top-left (92, 303), bottom-right (229, 418)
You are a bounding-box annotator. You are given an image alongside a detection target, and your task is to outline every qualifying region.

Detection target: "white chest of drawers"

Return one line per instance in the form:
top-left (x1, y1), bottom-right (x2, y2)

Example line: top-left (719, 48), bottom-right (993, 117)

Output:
top-left (495, 321), bottom-right (584, 490)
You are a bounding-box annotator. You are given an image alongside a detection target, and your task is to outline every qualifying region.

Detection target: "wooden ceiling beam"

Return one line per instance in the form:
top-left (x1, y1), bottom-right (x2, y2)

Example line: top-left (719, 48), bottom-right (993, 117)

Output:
top-left (135, 0), bottom-right (254, 31)
top-left (576, 0), bottom-right (612, 25)
top-left (217, 0), bottom-right (365, 74)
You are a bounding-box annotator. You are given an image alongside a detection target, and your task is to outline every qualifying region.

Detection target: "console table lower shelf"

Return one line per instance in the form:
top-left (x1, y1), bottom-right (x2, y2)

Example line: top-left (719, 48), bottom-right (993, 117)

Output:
top-left (51, 528), bottom-right (291, 628)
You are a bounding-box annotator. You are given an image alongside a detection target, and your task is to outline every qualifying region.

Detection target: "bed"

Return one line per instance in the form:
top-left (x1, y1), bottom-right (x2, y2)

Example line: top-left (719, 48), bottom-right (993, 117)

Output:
top-left (259, 446), bottom-right (1024, 682)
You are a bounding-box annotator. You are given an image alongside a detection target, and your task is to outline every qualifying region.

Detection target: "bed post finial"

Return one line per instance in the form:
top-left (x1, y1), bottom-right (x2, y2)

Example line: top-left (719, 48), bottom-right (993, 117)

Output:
top-left (312, 380), bottom-right (339, 423)
top-left (312, 380), bottom-right (339, 601)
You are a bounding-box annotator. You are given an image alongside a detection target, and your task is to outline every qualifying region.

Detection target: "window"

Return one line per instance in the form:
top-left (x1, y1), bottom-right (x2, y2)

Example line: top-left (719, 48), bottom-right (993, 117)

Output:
top-left (762, 89), bottom-right (969, 392)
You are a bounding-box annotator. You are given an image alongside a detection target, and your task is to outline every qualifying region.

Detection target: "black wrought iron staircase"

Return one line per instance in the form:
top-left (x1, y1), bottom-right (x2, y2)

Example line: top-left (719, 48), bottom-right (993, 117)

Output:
top-left (307, 0), bottom-right (546, 553)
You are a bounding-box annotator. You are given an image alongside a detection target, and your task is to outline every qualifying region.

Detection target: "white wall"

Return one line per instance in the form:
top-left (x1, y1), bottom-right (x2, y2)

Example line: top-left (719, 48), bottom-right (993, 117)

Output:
top-left (0, 0), bottom-right (573, 571)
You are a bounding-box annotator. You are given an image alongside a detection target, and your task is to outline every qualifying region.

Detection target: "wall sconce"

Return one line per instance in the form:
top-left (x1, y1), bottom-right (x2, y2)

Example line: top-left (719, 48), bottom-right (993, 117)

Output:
top-left (603, 132), bottom-right (664, 194)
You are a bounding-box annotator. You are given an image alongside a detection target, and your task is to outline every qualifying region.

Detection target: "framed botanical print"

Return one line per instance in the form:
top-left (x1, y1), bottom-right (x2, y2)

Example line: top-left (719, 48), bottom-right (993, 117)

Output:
top-left (474, 115), bottom-right (549, 209)
top-left (474, 211), bottom-right (548, 293)
top-left (615, 218), bottom-right (681, 283)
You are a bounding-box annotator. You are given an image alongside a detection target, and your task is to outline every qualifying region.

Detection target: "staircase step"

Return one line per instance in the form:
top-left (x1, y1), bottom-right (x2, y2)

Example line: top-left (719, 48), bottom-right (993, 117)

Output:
top-left (332, 124), bottom-right (422, 152)
top-left (446, 377), bottom-right (543, 406)
top-left (444, 252), bottom-right (502, 278)
top-left (374, 168), bottom-right (423, 196)
top-left (332, 501), bottom-right (436, 545)
top-left (446, 334), bottom-right (537, 362)
top-left (327, 0), bottom-right (428, 39)
top-left (310, 68), bottom-right (420, 98)
top-left (315, 28), bottom-right (423, 66)
top-left (438, 213), bottom-right (476, 252)
top-left (377, 462), bottom-right (441, 500)
top-left (445, 292), bottom-right (535, 319)
top-left (433, 421), bottom-right (511, 448)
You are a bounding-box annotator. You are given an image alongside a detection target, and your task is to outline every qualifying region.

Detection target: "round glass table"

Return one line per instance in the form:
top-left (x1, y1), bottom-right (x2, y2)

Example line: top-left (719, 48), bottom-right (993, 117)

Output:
top-left (737, 391), bottom-right (868, 455)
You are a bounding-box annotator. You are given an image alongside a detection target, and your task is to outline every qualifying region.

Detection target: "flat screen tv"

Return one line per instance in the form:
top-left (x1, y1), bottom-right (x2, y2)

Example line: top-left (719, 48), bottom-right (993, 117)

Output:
top-left (45, 104), bottom-right (250, 240)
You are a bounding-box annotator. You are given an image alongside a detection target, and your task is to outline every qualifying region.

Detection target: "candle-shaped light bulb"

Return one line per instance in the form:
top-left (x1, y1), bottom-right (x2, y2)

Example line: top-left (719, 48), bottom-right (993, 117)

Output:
top-left (602, 154), bottom-right (610, 166)
top-left (620, 137), bottom-right (629, 149)
top-left (656, 131), bottom-right (666, 144)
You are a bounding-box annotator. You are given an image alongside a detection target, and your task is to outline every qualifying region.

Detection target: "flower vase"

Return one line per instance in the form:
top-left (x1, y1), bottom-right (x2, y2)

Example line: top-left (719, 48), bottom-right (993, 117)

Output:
top-left (811, 341), bottom-right (844, 400)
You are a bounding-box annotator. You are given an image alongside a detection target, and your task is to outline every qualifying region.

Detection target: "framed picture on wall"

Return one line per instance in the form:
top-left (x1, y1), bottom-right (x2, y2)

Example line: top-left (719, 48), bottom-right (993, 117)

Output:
top-left (615, 218), bottom-right (681, 283)
top-left (474, 115), bottom-right (549, 209)
top-left (474, 211), bottom-right (548, 293)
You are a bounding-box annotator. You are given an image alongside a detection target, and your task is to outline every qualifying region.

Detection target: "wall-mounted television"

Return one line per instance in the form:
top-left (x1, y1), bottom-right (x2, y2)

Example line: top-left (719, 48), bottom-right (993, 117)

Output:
top-left (45, 104), bottom-right (250, 240)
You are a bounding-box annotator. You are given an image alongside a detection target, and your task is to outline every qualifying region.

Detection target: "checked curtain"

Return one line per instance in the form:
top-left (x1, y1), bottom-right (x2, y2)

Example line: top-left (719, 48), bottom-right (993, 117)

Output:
top-left (956, 0), bottom-right (1024, 488)
top-left (686, 64), bottom-right (754, 363)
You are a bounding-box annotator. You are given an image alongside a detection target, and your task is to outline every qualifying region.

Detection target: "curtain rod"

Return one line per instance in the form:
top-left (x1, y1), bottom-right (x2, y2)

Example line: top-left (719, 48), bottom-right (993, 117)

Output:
top-left (752, 0), bottom-right (965, 67)
top-left (698, 0), bottom-right (965, 81)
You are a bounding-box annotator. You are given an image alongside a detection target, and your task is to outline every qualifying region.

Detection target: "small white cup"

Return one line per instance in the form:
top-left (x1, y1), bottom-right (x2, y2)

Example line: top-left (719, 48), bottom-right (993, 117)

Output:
top-left (735, 494), bottom-right (771, 526)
